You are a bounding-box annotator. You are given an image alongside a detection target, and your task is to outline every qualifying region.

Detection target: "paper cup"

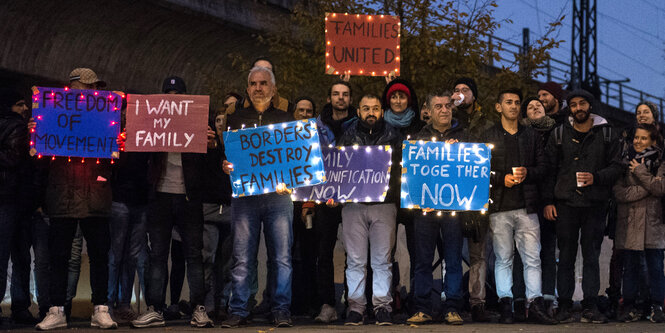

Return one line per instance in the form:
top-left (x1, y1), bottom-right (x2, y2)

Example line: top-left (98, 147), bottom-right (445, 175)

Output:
top-left (576, 172), bottom-right (584, 187)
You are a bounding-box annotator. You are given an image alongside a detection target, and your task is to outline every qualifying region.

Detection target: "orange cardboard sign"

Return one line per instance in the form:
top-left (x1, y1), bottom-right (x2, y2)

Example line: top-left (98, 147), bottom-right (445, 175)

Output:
top-left (325, 13), bottom-right (400, 76)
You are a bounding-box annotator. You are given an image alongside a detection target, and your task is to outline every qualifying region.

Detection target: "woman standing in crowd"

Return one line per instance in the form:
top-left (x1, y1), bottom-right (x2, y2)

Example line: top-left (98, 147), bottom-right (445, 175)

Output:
top-left (613, 123), bottom-right (665, 323)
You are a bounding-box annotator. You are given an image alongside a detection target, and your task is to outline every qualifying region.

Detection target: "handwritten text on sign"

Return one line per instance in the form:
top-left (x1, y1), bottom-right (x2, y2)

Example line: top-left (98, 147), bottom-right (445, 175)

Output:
top-left (295, 145), bottom-right (391, 202)
top-left (401, 141), bottom-right (491, 211)
top-left (325, 13), bottom-right (400, 76)
top-left (224, 119), bottom-right (326, 197)
top-left (31, 86), bottom-right (121, 159)
top-left (125, 94), bottom-right (209, 153)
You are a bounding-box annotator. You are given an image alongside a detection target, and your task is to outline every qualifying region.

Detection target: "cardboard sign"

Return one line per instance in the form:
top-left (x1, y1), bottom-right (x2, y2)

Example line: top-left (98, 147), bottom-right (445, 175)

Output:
top-left (223, 119), bottom-right (326, 197)
top-left (294, 145), bottom-right (392, 202)
top-left (325, 13), bottom-right (400, 76)
top-left (125, 94), bottom-right (209, 153)
top-left (30, 86), bottom-right (121, 159)
top-left (401, 141), bottom-right (491, 211)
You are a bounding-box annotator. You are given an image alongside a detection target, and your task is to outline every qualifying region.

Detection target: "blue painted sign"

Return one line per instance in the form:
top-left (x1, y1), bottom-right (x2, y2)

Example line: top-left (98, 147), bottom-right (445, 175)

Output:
top-left (401, 140), bottom-right (491, 211)
top-left (294, 145), bottom-right (392, 202)
top-left (223, 119), bottom-right (326, 197)
top-left (31, 86), bottom-right (121, 159)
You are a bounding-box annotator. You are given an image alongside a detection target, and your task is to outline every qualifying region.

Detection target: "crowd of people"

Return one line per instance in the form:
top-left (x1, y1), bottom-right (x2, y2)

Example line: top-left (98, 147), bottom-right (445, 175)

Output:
top-left (1, 57), bottom-right (664, 330)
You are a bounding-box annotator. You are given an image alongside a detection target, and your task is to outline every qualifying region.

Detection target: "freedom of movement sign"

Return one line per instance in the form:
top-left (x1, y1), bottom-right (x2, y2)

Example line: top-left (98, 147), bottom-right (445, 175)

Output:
top-left (401, 140), bottom-right (491, 211)
top-left (223, 119), bottom-right (326, 197)
top-left (294, 145), bottom-right (392, 202)
top-left (31, 86), bottom-right (121, 159)
top-left (125, 94), bottom-right (209, 153)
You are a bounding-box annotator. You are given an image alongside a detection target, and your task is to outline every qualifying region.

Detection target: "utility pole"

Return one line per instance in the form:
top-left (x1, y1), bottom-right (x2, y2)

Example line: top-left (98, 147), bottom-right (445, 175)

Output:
top-left (570, 0), bottom-right (599, 97)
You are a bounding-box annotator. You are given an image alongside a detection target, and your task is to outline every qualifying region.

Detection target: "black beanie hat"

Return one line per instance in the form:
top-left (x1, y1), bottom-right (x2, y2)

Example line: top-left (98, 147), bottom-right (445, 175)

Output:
top-left (453, 77), bottom-right (478, 99)
top-left (565, 89), bottom-right (594, 106)
top-left (0, 89), bottom-right (24, 113)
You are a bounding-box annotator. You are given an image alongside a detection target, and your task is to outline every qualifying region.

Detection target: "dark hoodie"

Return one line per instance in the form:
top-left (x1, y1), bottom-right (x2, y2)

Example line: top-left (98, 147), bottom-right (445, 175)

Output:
top-left (316, 103), bottom-right (357, 146)
top-left (381, 79), bottom-right (425, 138)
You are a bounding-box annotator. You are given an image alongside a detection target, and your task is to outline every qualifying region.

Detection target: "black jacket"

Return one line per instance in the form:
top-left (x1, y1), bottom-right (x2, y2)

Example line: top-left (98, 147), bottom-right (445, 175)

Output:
top-left (482, 123), bottom-right (547, 214)
top-left (381, 78), bottom-right (425, 138)
top-left (147, 152), bottom-right (206, 201)
top-left (111, 152), bottom-right (150, 205)
top-left (415, 120), bottom-right (467, 141)
top-left (544, 114), bottom-right (623, 207)
top-left (226, 103), bottom-right (293, 130)
top-left (202, 135), bottom-right (232, 205)
top-left (0, 110), bottom-right (29, 200)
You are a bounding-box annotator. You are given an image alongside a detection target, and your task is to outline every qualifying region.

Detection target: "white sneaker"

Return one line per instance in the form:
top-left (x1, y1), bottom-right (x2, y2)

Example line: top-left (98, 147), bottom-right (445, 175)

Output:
top-left (315, 304), bottom-right (338, 323)
top-left (190, 305), bottom-right (214, 328)
top-left (91, 305), bottom-right (118, 329)
top-left (35, 306), bottom-right (67, 331)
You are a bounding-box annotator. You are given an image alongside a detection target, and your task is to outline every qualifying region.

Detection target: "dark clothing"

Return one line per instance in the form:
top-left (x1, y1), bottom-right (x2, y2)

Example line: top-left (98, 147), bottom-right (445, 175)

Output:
top-left (147, 152), bottom-right (206, 201)
top-left (454, 106), bottom-right (497, 141)
top-left (226, 103), bottom-right (293, 130)
top-left (414, 120), bottom-right (467, 141)
top-left (112, 152), bottom-right (150, 205)
top-left (381, 79), bottom-right (425, 137)
top-left (622, 249), bottom-right (665, 306)
top-left (316, 104), bottom-right (357, 146)
top-left (482, 124), bottom-right (547, 214)
top-left (313, 205), bottom-right (342, 307)
top-left (500, 132), bottom-right (524, 211)
top-left (0, 110), bottom-right (29, 200)
top-left (203, 137), bottom-right (232, 206)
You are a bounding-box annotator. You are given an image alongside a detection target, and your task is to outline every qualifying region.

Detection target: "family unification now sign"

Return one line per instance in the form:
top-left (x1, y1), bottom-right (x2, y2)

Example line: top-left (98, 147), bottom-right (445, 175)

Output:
top-left (30, 86), bottom-right (121, 159)
top-left (401, 141), bottom-right (491, 211)
top-left (294, 145), bottom-right (392, 202)
top-left (325, 13), bottom-right (400, 76)
top-left (223, 119), bottom-right (326, 197)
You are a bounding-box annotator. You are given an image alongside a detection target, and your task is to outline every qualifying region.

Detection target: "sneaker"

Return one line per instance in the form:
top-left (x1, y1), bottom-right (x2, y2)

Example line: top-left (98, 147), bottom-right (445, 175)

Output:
top-left (179, 300), bottom-right (194, 316)
top-left (35, 306), bottom-right (67, 331)
top-left (163, 304), bottom-right (181, 320)
top-left (375, 308), bottom-right (392, 326)
top-left (112, 306), bottom-right (137, 324)
top-left (514, 300), bottom-right (527, 322)
top-left (191, 305), bottom-right (213, 328)
top-left (499, 297), bottom-right (514, 324)
top-left (471, 303), bottom-right (491, 322)
top-left (220, 314), bottom-right (248, 328)
top-left (251, 300), bottom-right (271, 315)
top-left (650, 305), bottom-right (665, 323)
top-left (555, 306), bottom-right (575, 323)
top-left (91, 305), bottom-right (118, 329)
top-left (528, 297), bottom-right (558, 325)
top-left (619, 306), bottom-right (641, 322)
top-left (406, 312), bottom-right (432, 324)
top-left (445, 311), bottom-right (464, 325)
top-left (11, 309), bottom-right (38, 325)
top-left (273, 311), bottom-right (293, 327)
top-left (314, 304), bottom-right (338, 323)
top-left (344, 311), bottom-right (363, 326)
top-left (581, 307), bottom-right (608, 324)
top-left (131, 306), bottom-right (165, 328)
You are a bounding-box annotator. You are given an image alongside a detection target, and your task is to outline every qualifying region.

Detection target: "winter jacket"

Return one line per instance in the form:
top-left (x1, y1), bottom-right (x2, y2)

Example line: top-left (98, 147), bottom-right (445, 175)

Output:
top-left (111, 151), bottom-right (150, 205)
top-left (381, 79), bottom-right (425, 138)
top-left (147, 152), bottom-right (206, 202)
top-left (0, 110), bottom-right (29, 200)
top-left (543, 114), bottom-right (623, 207)
top-left (226, 103), bottom-right (293, 130)
top-left (614, 163), bottom-right (665, 250)
top-left (202, 135), bottom-right (232, 206)
top-left (482, 123), bottom-right (547, 214)
top-left (414, 120), bottom-right (467, 142)
top-left (316, 103), bottom-right (356, 146)
top-left (455, 104), bottom-right (498, 141)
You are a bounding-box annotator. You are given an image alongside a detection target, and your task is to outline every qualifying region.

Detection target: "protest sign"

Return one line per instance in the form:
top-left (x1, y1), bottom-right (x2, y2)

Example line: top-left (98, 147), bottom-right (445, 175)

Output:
top-left (125, 94), bottom-right (209, 153)
top-left (223, 119), bottom-right (326, 197)
top-left (325, 13), bottom-right (400, 76)
top-left (401, 140), bottom-right (491, 211)
top-left (30, 86), bottom-right (121, 159)
top-left (294, 145), bottom-right (392, 202)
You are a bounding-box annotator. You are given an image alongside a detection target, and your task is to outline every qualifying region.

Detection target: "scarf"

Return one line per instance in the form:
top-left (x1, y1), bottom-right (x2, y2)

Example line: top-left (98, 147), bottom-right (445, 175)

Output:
top-left (622, 145), bottom-right (661, 175)
top-left (521, 115), bottom-right (556, 133)
top-left (384, 107), bottom-right (415, 128)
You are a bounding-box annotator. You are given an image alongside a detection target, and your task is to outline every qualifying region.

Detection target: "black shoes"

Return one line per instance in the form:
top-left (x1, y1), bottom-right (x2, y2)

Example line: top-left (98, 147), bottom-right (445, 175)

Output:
top-left (220, 314), bottom-right (248, 328)
top-left (513, 300), bottom-right (527, 322)
top-left (581, 306), bottom-right (608, 324)
top-left (499, 297), bottom-right (514, 324)
top-left (344, 311), bottom-right (363, 326)
top-left (272, 311), bottom-right (292, 328)
top-left (374, 308), bottom-right (392, 326)
top-left (528, 297), bottom-right (559, 325)
top-left (471, 303), bottom-right (491, 322)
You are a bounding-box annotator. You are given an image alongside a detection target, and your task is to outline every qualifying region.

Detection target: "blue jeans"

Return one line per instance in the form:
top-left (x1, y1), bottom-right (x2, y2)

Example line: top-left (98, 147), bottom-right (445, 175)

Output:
top-left (107, 201), bottom-right (148, 308)
top-left (229, 193), bottom-right (293, 317)
top-left (413, 214), bottom-right (463, 314)
top-left (10, 209), bottom-right (50, 315)
top-left (0, 203), bottom-right (19, 311)
top-left (490, 208), bottom-right (542, 300)
top-left (623, 249), bottom-right (665, 306)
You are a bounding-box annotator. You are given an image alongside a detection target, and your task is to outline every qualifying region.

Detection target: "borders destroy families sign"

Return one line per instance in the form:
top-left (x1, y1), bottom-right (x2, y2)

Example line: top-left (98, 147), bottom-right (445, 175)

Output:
top-left (325, 12), bottom-right (400, 76)
top-left (125, 94), bottom-right (209, 153)
top-left (30, 86), bottom-right (121, 159)
top-left (294, 145), bottom-right (392, 202)
top-left (401, 141), bottom-right (491, 211)
top-left (224, 119), bottom-right (326, 197)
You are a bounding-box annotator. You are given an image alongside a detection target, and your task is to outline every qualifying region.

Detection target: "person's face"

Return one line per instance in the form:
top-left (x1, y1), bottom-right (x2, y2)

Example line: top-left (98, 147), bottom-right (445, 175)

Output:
top-left (328, 84), bottom-right (351, 111)
top-left (526, 100), bottom-right (546, 120)
top-left (70, 80), bottom-right (97, 90)
top-left (569, 96), bottom-right (591, 124)
top-left (636, 104), bottom-right (655, 125)
top-left (633, 128), bottom-right (654, 153)
top-left (389, 91), bottom-right (408, 113)
top-left (253, 60), bottom-right (273, 71)
top-left (357, 97), bottom-right (383, 127)
top-left (247, 71), bottom-right (275, 104)
top-left (538, 89), bottom-right (557, 113)
top-left (223, 96), bottom-right (238, 109)
top-left (11, 100), bottom-right (28, 116)
top-left (420, 102), bottom-right (431, 122)
top-left (453, 84), bottom-right (474, 108)
top-left (429, 96), bottom-right (453, 128)
top-left (495, 93), bottom-right (521, 121)
top-left (215, 114), bottom-right (227, 134)
top-left (294, 100), bottom-right (314, 120)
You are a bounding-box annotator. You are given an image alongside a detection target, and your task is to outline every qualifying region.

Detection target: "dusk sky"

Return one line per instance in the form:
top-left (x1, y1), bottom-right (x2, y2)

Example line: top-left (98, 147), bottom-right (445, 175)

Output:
top-left (490, 0), bottom-right (665, 109)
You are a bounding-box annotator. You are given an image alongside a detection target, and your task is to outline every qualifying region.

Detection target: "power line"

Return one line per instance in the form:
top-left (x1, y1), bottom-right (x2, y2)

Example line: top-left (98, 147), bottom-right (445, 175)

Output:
top-left (598, 11), bottom-right (664, 43)
top-left (598, 40), bottom-right (665, 75)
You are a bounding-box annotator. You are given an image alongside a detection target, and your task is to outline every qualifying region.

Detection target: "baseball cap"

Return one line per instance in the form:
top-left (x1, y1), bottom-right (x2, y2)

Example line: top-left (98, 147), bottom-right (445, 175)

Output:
top-left (69, 68), bottom-right (106, 88)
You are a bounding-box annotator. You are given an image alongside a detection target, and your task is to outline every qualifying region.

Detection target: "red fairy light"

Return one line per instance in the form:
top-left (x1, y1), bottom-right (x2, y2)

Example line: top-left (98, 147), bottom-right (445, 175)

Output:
top-left (50, 91), bottom-right (54, 96)
top-left (81, 158), bottom-right (85, 163)
top-left (37, 154), bottom-right (42, 159)
top-left (96, 159), bottom-right (100, 164)
top-left (68, 157), bottom-right (71, 162)
top-left (30, 129), bottom-right (35, 133)
top-left (51, 156), bottom-right (55, 161)
top-left (29, 141), bottom-right (34, 145)
top-left (37, 115), bottom-right (42, 120)
top-left (110, 159), bottom-right (115, 164)
top-left (64, 87), bottom-right (69, 91)
top-left (111, 121), bottom-right (116, 125)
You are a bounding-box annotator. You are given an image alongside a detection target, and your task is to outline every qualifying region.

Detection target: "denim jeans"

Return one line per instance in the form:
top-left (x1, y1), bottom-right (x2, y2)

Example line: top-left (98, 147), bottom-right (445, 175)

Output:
top-left (512, 212), bottom-right (557, 301)
top-left (202, 203), bottom-right (232, 310)
top-left (10, 209), bottom-right (50, 315)
top-left (342, 203), bottom-right (396, 314)
top-left (65, 226), bottom-right (83, 312)
top-left (107, 201), bottom-right (148, 308)
top-left (145, 192), bottom-right (205, 310)
top-left (490, 208), bottom-right (542, 300)
top-left (466, 214), bottom-right (491, 306)
top-left (413, 214), bottom-right (463, 314)
top-left (229, 193), bottom-right (293, 318)
top-left (0, 203), bottom-right (18, 310)
top-left (623, 249), bottom-right (665, 306)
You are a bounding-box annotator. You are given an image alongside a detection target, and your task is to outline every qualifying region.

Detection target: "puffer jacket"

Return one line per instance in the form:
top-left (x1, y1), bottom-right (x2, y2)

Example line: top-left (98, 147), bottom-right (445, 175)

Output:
top-left (614, 163), bottom-right (665, 250)
top-left (0, 110), bottom-right (29, 200)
